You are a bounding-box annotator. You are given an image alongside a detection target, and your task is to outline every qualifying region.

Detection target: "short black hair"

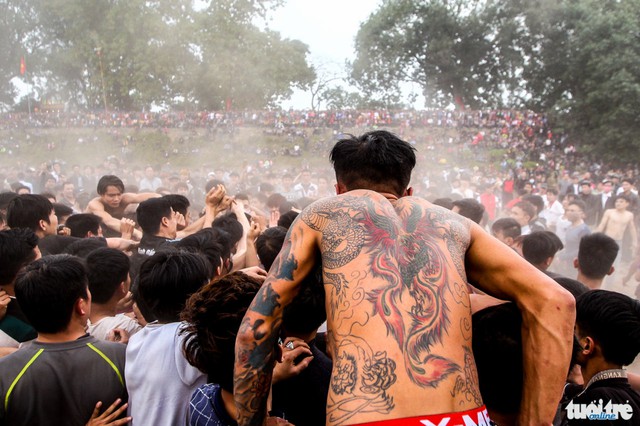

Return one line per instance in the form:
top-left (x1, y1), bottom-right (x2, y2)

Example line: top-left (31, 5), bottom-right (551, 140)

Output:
top-left (65, 213), bottom-right (102, 238)
top-left (53, 203), bottom-right (73, 221)
top-left (576, 290), bottom-right (640, 366)
top-left (0, 228), bottom-right (39, 285)
top-left (97, 175), bottom-right (125, 195)
top-left (578, 233), bottom-right (618, 279)
top-left (330, 131), bottom-right (416, 196)
top-left (212, 213), bottom-right (243, 247)
top-left (0, 192), bottom-right (18, 212)
top-left (6, 194), bottom-right (53, 231)
top-left (15, 255), bottom-right (89, 334)
top-left (162, 194), bottom-right (190, 217)
top-left (181, 271), bottom-right (262, 391)
top-left (491, 218), bottom-right (521, 239)
top-left (136, 250), bottom-right (211, 323)
top-left (452, 198), bottom-right (485, 224)
top-left (277, 210), bottom-right (299, 229)
top-left (255, 226), bottom-right (287, 271)
top-left (522, 231), bottom-right (563, 265)
top-left (136, 197), bottom-right (173, 235)
top-left (86, 248), bottom-right (130, 304)
top-left (472, 303), bottom-right (522, 415)
top-left (175, 228), bottom-right (226, 275)
top-left (522, 194), bottom-right (544, 214)
top-left (62, 237), bottom-right (107, 258)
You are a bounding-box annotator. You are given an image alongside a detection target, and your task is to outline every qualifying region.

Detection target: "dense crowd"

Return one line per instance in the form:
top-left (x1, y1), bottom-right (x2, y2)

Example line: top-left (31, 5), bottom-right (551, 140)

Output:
top-left (0, 124), bottom-right (639, 426)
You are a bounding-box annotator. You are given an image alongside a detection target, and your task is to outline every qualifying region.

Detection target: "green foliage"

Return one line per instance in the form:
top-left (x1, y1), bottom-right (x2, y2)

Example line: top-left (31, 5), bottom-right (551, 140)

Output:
top-left (0, 0), bottom-right (313, 111)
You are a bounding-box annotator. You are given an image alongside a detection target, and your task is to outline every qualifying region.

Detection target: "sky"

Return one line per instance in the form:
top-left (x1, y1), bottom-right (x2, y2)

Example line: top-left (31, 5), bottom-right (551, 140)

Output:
top-left (266, 0), bottom-right (382, 109)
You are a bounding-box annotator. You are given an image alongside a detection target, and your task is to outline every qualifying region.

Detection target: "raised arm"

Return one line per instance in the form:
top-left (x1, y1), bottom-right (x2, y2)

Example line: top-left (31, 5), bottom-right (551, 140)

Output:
top-left (465, 223), bottom-right (575, 425)
top-left (595, 210), bottom-right (610, 233)
top-left (234, 217), bottom-right (319, 426)
top-left (121, 192), bottom-right (161, 204)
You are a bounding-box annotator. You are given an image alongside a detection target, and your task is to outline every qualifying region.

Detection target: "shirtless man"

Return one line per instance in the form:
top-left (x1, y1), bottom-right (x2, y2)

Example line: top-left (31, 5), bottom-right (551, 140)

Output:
top-left (86, 175), bottom-right (160, 240)
top-left (234, 131), bottom-right (576, 425)
top-left (596, 194), bottom-right (637, 259)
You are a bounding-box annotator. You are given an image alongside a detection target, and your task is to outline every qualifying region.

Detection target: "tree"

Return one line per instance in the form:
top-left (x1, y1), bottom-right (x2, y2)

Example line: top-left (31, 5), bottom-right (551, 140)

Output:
top-left (351, 0), bottom-right (524, 109)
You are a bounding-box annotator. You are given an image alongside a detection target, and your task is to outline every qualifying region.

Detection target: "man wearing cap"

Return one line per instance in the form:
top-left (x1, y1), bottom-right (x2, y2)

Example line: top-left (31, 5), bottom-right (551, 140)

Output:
top-left (595, 179), bottom-right (616, 225)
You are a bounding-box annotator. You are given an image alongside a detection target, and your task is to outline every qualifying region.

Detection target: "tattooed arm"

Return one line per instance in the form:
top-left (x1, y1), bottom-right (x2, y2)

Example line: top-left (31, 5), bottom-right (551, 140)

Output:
top-left (465, 223), bottom-right (575, 425)
top-left (234, 220), bottom-right (320, 426)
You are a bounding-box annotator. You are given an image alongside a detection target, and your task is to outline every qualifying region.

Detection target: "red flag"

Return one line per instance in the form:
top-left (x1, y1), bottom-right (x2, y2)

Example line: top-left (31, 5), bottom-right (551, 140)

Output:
top-left (20, 57), bottom-right (26, 76)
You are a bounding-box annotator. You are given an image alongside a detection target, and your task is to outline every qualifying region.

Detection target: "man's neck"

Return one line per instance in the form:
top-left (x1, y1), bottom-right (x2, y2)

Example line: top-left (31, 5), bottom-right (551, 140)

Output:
top-left (581, 358), bottom-right (623, 387)
top-left (571, 219), bottom-right (584, 226)
top-left (0, 283), bottom-right (15, 297)
top-left (90, 302), bottom-right (118, 324)
top-left (37, 327), bottom-right (87, 344)
top-left (576, 272), bottom-right (603, 290)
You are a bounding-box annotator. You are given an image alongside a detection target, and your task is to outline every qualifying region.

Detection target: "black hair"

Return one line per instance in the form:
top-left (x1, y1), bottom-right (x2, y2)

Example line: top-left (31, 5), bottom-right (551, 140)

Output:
top-left (62, 237), bottom-right (107, 258)
top-left (136, 250), bottom-right (211, 323)
top-left (491, 218), bottom-right (521, 239)
top-left (53, 203), bottom-right (73, 221)
top-left (568, 199), bottom-right (586, 212)
top-left (181, 271), bottom-right (262, 391)
top-left (86, 248), bottom-right (130, 304)
top-left (576, 290), bottom-right (640, 366)
top-left (266, 193), bottom-right (287, 209)
top-left (553, 277), bottom-right (589, 300)
top-left (255, 226), bottom-right (287, 271)
top-left (431, 197), bottom-right (454, 210)
top-left (512, 200), bottom-right (536, 220)
top-left (6, 194), bottom-right (53, 231)
top-left (175, 228), bottom-right (226, 275)
top-left (452, 198), bottom-right (485, 224)
top-left (0, 228), bottom-right (39, 285)
top-left (521, 194), bottom-right (544, 214)
top-left (0, 192), bottom-right (18, 212)
top-left (162, 194), bottom-right (190, 217)
top-left (577, 233), bottom-right (619, 279)
top-left (65, 213), bottom-right (102, 238)
top-left (204, 179), bottom-right (225, 193)
top-left (277, 210), bottom-right (299, 229)
top-left (136, 197), bottom-right (173, 235)
top-left (97, 175), bottom-right (125, 195)
top-left (212, 212), bottom-right (243, 247)
top-left (282, 264), bottom-right (326, 336)
top-left (472, 303), bottom-right (523, 415)
top-left (15, 255), bottom-right (89, 334)
top-left (522, 231), bottom-right (564, 265)
top-left (330, 130), bottom-right (416, 196)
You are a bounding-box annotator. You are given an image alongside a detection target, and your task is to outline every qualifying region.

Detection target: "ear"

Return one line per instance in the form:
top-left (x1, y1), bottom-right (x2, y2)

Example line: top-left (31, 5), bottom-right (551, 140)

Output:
top-left (335, 182), bottom-right (348, 195)
top-left (544, 256), bottom-right (554, 268)
top-left (75, 297), bottom-right (88, 317)
top-left (573, 258), bottom-right (580, 270)
top-left (581, 336), bottom-right (595, 356)
top-left (161, 216), bottom-right (170, 227)
top-left (38, 219), bottom-right (48, 232)
top-left (404, 187), bottom-right (414, 197)
top-left (607, 266), bottom-right (615, 276)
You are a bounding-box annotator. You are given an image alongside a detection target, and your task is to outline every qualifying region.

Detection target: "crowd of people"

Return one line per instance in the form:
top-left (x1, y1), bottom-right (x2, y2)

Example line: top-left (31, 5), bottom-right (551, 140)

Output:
top-left (0, 127), bottom-right (639, 426)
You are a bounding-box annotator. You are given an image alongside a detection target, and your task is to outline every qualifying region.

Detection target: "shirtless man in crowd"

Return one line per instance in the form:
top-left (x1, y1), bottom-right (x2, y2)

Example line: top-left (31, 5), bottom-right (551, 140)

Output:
top-left (234, 131), bottom-right (576, 425)
top-left (86, 175), bottom-right (160, 240)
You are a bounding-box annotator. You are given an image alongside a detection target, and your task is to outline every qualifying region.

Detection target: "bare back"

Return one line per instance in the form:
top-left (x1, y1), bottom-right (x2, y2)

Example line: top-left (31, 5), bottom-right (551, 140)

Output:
top-left (301, 190), bottom-right (481, 424)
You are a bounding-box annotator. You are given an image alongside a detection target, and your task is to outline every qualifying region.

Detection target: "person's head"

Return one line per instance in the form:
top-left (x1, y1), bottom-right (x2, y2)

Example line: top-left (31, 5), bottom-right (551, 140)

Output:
top-left (545, 188), bottom-right (558, 204)
top-left (0, 192), bottom-right (19, 213)
top-left (431, 197), bottom-right (454, 210)
top-left (330, 131), bottom-right (416, 197)
top-left (451, 198), bottom-right (485, 224)
top-left (65, 213), bottom-right (103, 238)
top-left (579, 180), bottom-right (592, 195)
top-left (0, 228), bottom-right (41, 286)
top-left (522, 231), bottom-right (564, 270)
top-left (491, 218), bottom-right (521, 246)
top-left (282, 265), bottom-right (326, 338)
top-left (144, 166), bottom-right (155, 179)
top-left (277, 210), bottom-right (299, 229)
top-left (622, 178), bottom-right (634, 193)
top-left (266, 193), bottom-right (287, 211)
top-left (62, 237), bottom-right (108, 258)
top-left (212, 212), bottom-right (243, 252)
top-left (53, 203), bottom-right (73, 225)
top-left (162, 194), bottom-right (190, 227)
top-left (521, 195), bottom-right (543, 216)
top-left (175, 228), bottom-right (227, 276)
top-left (614, 194), bottom-right (630, 211)
top-left (255, 226), bottom-right (288, 271)
top-left (136, 197), bottom-right (177, 238)
top-left (136, 250), bottom-right (211, 323)
top-left (566, 200), bottom-right (586, 223)
top-left (7, 194), bottom-right (58, 237)
top-left (15, 255), bottom-right (90, 334)
top-left (86, 248), bottom-right (130, 305)
top-left (601, 180), bottom-right (613, 194)
top-left (472, 303), bottom-right (523, 419)
top-left (62, 182), bottom-right (75, 199)
top-left (97, 175), bottom-right (125, 208)
top-left (509, 201), bottom-right (535, 227)
top-left (576, 233), bottom-right (618, 280)
top-left (575, 290), bottom-right (640, 367)
top-left (181, 271), bottom-right (263, 390)
top-left (16, 185), bottom-right (31, 195)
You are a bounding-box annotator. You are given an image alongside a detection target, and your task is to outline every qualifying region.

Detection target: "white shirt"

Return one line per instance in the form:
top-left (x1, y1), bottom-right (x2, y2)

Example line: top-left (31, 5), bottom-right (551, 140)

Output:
top-left (88, 314), bottom-right (142, 341)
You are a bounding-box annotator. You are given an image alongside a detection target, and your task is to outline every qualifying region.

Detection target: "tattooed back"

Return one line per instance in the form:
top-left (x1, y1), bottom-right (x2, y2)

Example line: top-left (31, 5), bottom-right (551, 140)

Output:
top-left (300, 190), bottom-right (482, 425)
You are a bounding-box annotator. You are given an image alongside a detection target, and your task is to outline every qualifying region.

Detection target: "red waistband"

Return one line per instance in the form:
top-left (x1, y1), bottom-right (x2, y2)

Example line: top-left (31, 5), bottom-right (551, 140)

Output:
top-left (353, 405), bottom-right (490, 426)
